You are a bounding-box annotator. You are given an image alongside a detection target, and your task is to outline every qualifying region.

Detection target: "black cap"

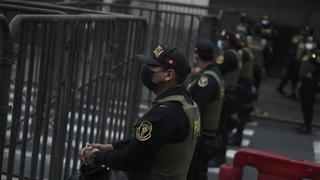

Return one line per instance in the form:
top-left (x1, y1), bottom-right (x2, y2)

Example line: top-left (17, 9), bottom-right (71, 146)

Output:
top-left (195, 39), bottom-right (214, 61)
top-left (137, 44), bottom-right (190, 77)
top-left (220, 30), bottom-right (237, 46)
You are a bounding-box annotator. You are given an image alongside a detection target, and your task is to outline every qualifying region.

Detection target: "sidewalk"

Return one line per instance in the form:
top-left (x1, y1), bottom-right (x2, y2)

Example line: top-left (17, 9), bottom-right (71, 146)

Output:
top-left (253, 78), bottom-right (320, 126)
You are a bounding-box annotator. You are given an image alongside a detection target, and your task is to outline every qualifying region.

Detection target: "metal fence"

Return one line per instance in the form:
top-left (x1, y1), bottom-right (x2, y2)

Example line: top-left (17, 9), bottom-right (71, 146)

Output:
top-left (0, 3), bottom-right (146, 180)
top-left (129, 0), bottom-right (211, 15)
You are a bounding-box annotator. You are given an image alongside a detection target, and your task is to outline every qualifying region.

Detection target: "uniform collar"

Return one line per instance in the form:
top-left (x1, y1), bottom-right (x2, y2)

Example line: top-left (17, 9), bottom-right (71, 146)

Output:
top-left (155, 85), bottom-right (189, 102)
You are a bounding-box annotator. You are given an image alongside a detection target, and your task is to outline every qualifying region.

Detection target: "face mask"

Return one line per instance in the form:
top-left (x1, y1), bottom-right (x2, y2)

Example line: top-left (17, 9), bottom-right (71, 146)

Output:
top-left (142, 66), bottom-right (164, 91)
top-left (305, 43), bottom-right (314, 50)
top-left (217, 40), bottom-right (223, 50)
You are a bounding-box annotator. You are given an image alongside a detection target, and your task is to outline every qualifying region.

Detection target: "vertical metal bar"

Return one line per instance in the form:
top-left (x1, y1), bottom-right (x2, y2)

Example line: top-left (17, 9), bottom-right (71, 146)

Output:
top-left (18, 21), bottom-right (36, 180)
top-left (185, 16), bottom-right (194, 61)
top-left (48, 21), bottom-right (66, 180)
top-left (39, 21), bottom-right (59, 180)
top-left (30, 22), bottom-right (52, 180)
top-left (88, 21), bottom-right (103, 143)
top-left (0, 15), bottom-right (10, 178)
top-left (70, 21), bottom-right (91, 174)
top-left (82, 21), bottom-right (97, 145)
top-left (63, 21), bottom-right (82, 180)
top-left (7, 22), bottom-right (29, 180)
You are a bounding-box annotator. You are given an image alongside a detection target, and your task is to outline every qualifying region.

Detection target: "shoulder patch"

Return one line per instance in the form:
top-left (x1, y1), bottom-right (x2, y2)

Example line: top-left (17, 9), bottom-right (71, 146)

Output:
top-left (198, 76), bottom-right (208, 87)
top-left (136, 120), bottom-right (152, 141)
top-left (216, 55), bottom-right (224, 64)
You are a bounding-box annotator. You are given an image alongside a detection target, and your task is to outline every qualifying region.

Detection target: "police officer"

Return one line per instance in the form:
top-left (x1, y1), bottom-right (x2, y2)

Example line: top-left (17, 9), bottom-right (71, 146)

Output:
top-left (214, 30), bottom-right (242, 166)
top-left (80, 44), bottom-right (201, 180)
top-left (296, 49), bottom-right (320, 134)
top-left (186, 39), bottom-right (224, 180)
top-left (247, 24), bottom-right (267, 98)
top-left (235, 12), bottom-right (250, 36)
top-left (229, 33), bottom-right (255, 146)
top-left (277, 26), bottom-right (310, 97)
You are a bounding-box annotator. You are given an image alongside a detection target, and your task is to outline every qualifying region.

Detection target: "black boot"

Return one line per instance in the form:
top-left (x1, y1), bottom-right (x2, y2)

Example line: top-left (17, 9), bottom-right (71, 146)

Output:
top-left (296, 124), bottom-right (311, 134)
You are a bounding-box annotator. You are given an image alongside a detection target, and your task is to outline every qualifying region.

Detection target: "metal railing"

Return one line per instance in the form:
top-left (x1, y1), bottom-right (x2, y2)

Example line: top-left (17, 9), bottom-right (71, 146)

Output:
top-left (0, 3), bottom-right (146, 179)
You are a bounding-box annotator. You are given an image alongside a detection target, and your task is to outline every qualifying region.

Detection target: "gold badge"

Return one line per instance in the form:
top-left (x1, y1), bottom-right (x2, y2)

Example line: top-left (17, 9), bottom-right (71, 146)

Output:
top-left (153, 46), bottom-right (164, 58)
top-left (216, 55), bottom-right (224, 64)
top-left (198, 76), bottom-right (208, 87)
top-left (193, 118), bottom-right (201, 137)
top-left (136, 120), bottom-right (152, 141)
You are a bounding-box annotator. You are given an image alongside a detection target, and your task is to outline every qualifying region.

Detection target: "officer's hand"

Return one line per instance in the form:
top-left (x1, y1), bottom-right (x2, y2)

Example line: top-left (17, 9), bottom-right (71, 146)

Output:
top-left (87, 143), bottom-right (114, 151)
top-left (80, 146), bottom-right (99, 166)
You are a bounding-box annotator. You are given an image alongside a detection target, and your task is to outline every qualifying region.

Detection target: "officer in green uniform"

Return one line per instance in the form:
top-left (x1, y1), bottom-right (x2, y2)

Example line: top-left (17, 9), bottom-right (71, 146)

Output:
top-left (247, 24), bottom-right (267, 98)
top-left (235, 12), bottom-right (250, 36)
top-left (215, 30), bottom-right (242, 166)
top-left (277, 26), bottom-right (311, 97)
top-left (80, 44), bottom-right (201, 180)
top-left (229, 33), bottom-right (255, 146)
top-left (296, 49), bottom-right (320, 134)
top-left (186, 39), bottom-right (224, 180)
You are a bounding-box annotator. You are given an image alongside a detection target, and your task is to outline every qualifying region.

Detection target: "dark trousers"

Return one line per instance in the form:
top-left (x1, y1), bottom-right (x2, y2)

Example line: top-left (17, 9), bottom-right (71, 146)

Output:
top-left (253, 66), bottom-right (262, 95)
top-left (299, 79), bottom-right (316, 126)
top-left (278, 59), bottom-right (299, 93)
top-left (187, 138), bottom-right (211, 180)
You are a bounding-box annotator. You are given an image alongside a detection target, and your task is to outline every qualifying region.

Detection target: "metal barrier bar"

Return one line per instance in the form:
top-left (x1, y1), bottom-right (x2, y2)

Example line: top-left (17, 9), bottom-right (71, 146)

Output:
top-left (2, 14), bottom-right (146, 180)
top-left (0, 13), bottom-right (11, 180)
top-left (0, 0), bottom-right (111, 15)
top-left (130, 0), bottom-right (211, 15)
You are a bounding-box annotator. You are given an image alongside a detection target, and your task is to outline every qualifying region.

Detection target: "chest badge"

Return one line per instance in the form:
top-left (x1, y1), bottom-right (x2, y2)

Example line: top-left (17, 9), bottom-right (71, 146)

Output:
top-left (136, 120), bottom-right (152, 141)
top-left (198, 76), bottom-right (208, 87)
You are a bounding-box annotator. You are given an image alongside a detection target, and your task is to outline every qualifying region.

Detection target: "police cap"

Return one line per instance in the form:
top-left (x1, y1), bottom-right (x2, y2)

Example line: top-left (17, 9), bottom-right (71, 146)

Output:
top-left (137, 44), bottom-right (190, 77)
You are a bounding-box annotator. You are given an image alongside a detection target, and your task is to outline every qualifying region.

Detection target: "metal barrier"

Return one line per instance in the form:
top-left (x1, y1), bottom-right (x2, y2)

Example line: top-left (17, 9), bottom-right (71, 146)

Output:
top-left (59, 1), bottom-right (220, 106)
top-left (0, 10), bottom-right (146, 180)
top-left (0, 13), bottom-right (11, 180)
top-left (129, 0), bottom-right (211, 15)
top-left (0, 0), bottom-right (112, 15)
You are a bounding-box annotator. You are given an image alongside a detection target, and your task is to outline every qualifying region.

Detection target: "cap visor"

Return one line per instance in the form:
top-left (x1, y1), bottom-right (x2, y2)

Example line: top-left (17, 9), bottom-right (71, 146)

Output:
top-left (136, 54), bottom-right (161, 66)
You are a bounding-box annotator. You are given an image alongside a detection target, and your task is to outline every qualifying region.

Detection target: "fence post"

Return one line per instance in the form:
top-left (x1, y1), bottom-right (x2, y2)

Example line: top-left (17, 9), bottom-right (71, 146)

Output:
top-left (0, 14), bottom-right (13, 177)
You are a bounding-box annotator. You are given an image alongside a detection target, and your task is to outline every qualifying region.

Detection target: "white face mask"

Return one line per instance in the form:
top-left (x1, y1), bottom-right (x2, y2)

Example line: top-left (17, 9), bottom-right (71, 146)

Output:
top-left (305, 43), bottom-right (315, 50)
top-left (262, 20), bottom-right (269, 26)
top-left (217, 40), bottom-right (223, 49)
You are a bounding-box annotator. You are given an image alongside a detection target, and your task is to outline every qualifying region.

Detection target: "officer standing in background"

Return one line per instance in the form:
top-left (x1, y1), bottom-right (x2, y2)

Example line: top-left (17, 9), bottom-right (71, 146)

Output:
top-left (214, 30), bottom-right (242, 166)
top-left (296, 48), bottom-right (320, 134)
top-left (186, 39), bottom-right (224, 180)
top-left (247, 24), bottom-right (267, 99)
top-left (277, 26), bottom-right (311, 97)
top-left (260, 15), bottom-right (275, 75)
top-left (80, 44), bottom-right (201, 180)
top-left (235, 12), bottom-right (250, 36)
top-left (229, 33), bottom-right (255, 146)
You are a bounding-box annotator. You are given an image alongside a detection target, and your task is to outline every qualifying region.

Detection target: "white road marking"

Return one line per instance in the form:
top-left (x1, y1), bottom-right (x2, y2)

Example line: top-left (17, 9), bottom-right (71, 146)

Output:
top-left (226, 149), bottom-right (237, 159)
top-left (313, 141), bottom-right (320, 163)
top-left (247, 121), bottom-right (258, 127)
top-left (208, 167), bottom-right (220, 174)
top-left (243, 129), bottom-right (255, 136)
top-left (241, 139), bottom-right (250, 147)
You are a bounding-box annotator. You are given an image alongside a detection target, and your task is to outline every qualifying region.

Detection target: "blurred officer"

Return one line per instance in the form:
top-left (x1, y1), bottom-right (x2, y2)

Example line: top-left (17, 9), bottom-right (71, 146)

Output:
top-left (259, 15), bottom-right (274, 76)
top-left (296, 49), bottom-right (320, 134)
top-left (80, 44), bottom-right (201, 180)
top-left (277, 26), bottom-right (310, 97)
top-left (247, 24), bottom-right (267, 98)
top-left (186, 39), bottom-right (224, 180)
top-left (229, 33), bottom-right (255, 146)
top-left (214, 30), bottom-right (242, 166)
top-left (235, 12), bottom-right (250, 36)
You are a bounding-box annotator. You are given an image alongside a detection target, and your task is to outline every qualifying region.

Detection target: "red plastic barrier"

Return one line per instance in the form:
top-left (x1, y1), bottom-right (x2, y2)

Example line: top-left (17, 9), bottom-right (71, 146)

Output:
top-left (218, 148), bottom-right (320, 180)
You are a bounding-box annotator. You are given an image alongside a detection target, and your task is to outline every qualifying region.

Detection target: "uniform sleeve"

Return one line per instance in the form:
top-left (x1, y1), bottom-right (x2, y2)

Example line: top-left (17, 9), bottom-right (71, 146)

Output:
top-left (190, 75), bottom-right (219, 111)
top-left (94, 105), bottom-right (187, 171)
